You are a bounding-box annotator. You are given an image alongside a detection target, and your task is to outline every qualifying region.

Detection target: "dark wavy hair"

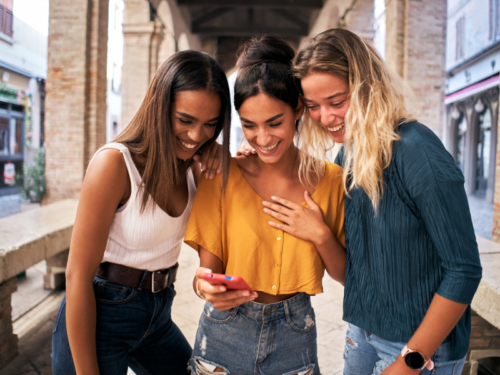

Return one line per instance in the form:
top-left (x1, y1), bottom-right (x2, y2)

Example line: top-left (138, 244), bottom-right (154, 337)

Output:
top-left (115, 50), bottom-right (231, 211)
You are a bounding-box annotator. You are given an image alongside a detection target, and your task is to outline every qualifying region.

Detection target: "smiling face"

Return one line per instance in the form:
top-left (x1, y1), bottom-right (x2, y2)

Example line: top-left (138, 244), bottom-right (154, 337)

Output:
top-left (301, 72), bottom-right (350, 144)
top-left (171, 90), bottom-right (221, 160)
top-left (238, 93), bottom-right (303, 164)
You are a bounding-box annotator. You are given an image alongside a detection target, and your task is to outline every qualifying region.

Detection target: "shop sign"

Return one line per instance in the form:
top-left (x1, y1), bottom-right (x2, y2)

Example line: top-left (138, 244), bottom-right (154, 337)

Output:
top-left (3, 161), bottom-right (15, 186)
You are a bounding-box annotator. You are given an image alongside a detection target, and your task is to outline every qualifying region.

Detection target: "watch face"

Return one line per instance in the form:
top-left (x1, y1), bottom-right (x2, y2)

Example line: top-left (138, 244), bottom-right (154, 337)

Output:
top-left (405, 352), bottom-right (425, 369)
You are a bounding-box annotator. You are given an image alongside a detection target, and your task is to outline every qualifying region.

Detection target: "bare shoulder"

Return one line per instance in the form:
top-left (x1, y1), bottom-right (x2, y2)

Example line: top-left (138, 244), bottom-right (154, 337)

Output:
top-left (83, 148), bottom-right (130, 201)
top-left (235, 154), bottom-right (258, 175)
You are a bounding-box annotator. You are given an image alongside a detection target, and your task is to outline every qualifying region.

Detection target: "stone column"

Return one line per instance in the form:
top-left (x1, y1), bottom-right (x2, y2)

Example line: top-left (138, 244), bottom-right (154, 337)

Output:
top-left (385, 0), bottom-right (447, 138)
top-left (121, 0), bottom-right (160, 130)
top-left (44, 0), bottom-right (109, 202)
top-left (43, 249), bottom-right (69, 290)
top-left (0, 277), bottom-right (18, 368)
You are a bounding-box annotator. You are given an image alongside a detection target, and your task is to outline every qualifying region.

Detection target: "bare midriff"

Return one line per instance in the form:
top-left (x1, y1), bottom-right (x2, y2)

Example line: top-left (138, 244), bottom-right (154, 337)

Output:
top-left (254, 291), bottom-right (299, 304)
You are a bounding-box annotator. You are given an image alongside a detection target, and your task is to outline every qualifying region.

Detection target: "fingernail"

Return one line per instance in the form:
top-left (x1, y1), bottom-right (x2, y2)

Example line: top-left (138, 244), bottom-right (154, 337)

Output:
top-left (262, 201), bottom-right (269, 206)
top-left (204, 269), bottom-right (212, 273)
top-left (268, 221), bottom-right (274, 226)
top-left (201, 165), bottom-right (206, 171)
top-left (219, 286), bottom-right (226, 291)
top-left (271, 196), bottom-right (277, 200)
top-left (242, 291), bottom-right (250, 296)
top-left (252, 149), bottom-right (256, 153)
top-left (263, 208), bottom-right (269, 213)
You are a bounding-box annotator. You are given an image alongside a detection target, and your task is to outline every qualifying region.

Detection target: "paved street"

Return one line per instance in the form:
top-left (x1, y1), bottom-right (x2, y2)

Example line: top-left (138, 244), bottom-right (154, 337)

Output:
top-left (1, 244), bottom-right (347, 375)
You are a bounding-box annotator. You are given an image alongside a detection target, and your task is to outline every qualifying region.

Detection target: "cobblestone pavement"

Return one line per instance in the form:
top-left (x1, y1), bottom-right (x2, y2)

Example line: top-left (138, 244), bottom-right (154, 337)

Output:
top-left (0, 194), bottom-right (22, 219)
top-left (1, 245), bottom-right (346, 375)
top-left (467, 195), bottom-right (494, 240)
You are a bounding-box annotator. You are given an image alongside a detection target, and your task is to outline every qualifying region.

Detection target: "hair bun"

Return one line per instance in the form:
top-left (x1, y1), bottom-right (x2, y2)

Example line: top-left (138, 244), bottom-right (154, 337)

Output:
top-left (237, 35), bottom-right (295, 68)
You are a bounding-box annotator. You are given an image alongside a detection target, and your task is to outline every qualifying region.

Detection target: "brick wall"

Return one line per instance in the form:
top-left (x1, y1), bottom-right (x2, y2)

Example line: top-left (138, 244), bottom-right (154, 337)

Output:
top-left (385, 0), bottom-right (447, 138)
top-left (0, 278), bottom-right (17, 368)
top-left (44, 0), bottom-right (109, 202)
top-left (462, 310), bottom-right (500, 373)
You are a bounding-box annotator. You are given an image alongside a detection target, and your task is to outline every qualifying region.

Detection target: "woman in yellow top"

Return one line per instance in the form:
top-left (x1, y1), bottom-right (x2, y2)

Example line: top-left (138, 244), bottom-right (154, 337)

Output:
top-left (184, 36), bottom-right (346, 375)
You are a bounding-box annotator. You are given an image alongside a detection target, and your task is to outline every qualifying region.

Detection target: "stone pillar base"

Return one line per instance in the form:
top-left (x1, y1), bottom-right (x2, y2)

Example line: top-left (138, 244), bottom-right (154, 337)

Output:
top-left (43, 249), bottom-right (69, 290)
top-left (0, 277), bottom-right (18, 368)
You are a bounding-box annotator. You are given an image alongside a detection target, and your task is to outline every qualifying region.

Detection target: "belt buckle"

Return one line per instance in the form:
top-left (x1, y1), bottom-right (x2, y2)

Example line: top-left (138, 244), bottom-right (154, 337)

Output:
top-left (151, 272), bottom-right (161, 294)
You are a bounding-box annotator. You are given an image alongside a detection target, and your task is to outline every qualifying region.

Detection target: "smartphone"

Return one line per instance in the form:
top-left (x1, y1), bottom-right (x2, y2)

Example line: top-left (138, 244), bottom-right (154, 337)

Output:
top-left (199, 273), bottom-right (253, 292)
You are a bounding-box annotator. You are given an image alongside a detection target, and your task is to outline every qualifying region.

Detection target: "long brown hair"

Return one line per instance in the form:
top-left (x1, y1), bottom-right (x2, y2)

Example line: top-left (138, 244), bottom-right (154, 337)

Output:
top-left (115, 50), bottom-right (231, 211)
top-left (294, 29), bottom-right (416, 211)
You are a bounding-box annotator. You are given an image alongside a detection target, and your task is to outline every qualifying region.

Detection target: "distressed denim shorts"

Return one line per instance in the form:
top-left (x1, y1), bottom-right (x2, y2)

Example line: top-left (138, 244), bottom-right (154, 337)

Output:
top-left (343, 323), bottom-right (466, 375)
top-left (189, 292), bottom-right (319, 375)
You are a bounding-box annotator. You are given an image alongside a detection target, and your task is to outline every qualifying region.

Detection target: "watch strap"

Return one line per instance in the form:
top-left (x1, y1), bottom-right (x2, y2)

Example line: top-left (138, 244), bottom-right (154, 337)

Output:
top-left (401, 345), bottom-right (435, 371)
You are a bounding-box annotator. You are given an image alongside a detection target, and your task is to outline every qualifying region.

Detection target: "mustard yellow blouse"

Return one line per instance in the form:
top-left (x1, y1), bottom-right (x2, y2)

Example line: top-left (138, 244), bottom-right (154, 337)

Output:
top-left (184, 158), bottom-right (345, 295)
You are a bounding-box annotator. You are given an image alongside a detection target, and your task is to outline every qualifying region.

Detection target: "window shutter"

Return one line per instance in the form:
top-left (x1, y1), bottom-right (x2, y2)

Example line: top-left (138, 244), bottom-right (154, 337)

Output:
top-left (0, 3), bottom-right (4, 34)
top-left (4, 6), bottom-right (12, 36)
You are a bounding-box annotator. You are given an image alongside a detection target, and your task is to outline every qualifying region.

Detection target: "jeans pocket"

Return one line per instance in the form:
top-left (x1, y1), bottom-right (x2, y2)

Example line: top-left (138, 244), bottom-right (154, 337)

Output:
top-left (53, 298), bottom-right (66, 333)
top-left (202, 302), bottom-right (238, 324)
top-left (286, 303), bottom-right (316, 333)
top-left (93, 276), bottom-right (135, 305)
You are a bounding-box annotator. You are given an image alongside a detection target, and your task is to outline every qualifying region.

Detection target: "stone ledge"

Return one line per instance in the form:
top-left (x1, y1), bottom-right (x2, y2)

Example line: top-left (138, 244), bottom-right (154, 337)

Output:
top-left (0, 199), bottom-right (78, 284)
top-left (471, 235), bottom-right (500, 330)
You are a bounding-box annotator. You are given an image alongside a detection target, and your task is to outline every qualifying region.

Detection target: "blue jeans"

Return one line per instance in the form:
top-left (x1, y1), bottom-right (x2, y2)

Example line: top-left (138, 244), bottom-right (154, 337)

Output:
top-left (343, 324), bottom-right (466, 375)
top-left (52, 276), bottom-right (192, 375)
top-left (189, 293), bottom-right (319, 375)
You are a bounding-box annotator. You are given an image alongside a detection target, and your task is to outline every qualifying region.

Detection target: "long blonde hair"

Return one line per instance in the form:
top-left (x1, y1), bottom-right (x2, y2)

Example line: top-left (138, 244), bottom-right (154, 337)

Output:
top-left (294, 28), bottom-right (417, 211)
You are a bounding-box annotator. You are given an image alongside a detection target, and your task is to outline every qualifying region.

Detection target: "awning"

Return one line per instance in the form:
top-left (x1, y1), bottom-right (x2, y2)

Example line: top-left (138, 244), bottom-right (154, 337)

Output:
top-left (445, 75), bottom-right (499, 105)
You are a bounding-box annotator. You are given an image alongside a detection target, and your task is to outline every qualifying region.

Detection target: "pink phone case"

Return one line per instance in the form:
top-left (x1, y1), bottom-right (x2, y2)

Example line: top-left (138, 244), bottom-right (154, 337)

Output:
top-left (199, 273), bottom-right (253, 292)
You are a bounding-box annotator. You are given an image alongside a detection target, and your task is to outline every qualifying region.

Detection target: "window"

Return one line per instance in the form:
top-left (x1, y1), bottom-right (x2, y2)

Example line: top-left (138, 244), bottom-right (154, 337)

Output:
top-left (0, 0), bottom-right (13, 37)
top-left (475, 107), bottom-right (492, 198)
top-left (490, 0), bottom-right (495, 40)
top-left (497, 0), bottom-right (500, 37)
top-left (456, 114), bottom-right (467, 172)
top-left (456, 16), bottom-right (465, 60)
top-left (0, 116), bottom-right (22, 156)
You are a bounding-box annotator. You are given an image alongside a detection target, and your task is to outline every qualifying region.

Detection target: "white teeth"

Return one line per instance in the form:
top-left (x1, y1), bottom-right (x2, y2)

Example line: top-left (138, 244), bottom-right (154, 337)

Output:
top-left (327, 123), bottom-right (344, 132)
top-left (179, 139), bottom-right (197, 149)
top-left (259, 141), bottom-right (280, 151)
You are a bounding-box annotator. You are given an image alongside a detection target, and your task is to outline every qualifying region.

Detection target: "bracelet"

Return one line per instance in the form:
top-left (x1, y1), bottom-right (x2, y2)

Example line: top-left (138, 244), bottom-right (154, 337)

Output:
top-left (195, 278), bottom-right (206, 300)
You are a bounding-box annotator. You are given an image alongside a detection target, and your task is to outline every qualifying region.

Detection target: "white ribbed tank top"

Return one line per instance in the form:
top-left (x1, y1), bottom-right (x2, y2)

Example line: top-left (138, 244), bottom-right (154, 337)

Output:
top-left (88, 143), bottom-right (196, 271)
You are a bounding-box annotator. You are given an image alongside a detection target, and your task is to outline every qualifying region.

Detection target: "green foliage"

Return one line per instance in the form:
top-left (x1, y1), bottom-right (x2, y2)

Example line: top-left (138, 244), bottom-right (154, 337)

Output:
top-left (17, 147), bottom-right (46, 203)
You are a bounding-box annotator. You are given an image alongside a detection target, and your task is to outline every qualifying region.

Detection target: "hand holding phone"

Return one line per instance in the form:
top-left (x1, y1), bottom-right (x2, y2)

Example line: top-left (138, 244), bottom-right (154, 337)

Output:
top-left (199, 272), bottom-right (253, 292)
top-left (195, 268), bottom-right (257, 311)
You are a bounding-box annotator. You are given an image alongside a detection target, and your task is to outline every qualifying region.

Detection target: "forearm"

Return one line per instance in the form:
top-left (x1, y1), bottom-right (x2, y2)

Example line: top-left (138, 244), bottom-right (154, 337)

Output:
top-left (313, 228), bottom-right (346, 284)
top-left (407, 294), bottom-right (468, 360)
top-left (66, 278), bottom-right (100, 374)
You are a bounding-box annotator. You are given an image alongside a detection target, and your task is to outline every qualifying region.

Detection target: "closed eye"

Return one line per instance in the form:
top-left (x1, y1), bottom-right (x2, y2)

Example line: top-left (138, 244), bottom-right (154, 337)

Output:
top-left (178, 118), bottom-right (192, 124)
top-left (269, 122), bottom-right (282, 127)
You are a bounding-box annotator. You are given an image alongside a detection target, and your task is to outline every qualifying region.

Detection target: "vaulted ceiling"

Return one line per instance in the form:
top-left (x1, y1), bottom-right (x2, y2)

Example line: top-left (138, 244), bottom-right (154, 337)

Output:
top-left (174, 0), bottom-right (323, 40)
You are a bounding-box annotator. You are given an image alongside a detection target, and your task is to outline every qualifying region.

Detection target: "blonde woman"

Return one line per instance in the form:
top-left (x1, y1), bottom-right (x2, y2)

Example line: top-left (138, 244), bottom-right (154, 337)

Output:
top-left (262, 29), bottom-right (482, 375)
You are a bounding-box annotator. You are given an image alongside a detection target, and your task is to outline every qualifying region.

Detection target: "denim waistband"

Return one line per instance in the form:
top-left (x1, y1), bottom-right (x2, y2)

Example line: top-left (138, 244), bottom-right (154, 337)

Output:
top-left (236, 292), bottom-right (311, 321)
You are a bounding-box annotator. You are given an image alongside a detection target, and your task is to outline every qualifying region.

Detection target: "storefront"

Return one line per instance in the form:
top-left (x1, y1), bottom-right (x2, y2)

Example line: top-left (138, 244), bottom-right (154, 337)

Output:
top-left (0, 85), bottom-right (24, 195)
top-left (445, 50), bottom-right (500, 204)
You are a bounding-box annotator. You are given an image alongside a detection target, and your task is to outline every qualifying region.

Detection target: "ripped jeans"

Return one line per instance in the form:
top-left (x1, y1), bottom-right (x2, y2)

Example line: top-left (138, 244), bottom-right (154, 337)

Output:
top-left (343, 324), bottom-right (466, 375)
top-left (189, 293), bottom-right (319, 375)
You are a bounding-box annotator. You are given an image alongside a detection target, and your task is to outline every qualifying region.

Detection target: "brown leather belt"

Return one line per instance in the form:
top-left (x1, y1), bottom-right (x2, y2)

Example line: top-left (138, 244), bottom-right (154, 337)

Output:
top-left (96, 262), bottom-right (178, 293)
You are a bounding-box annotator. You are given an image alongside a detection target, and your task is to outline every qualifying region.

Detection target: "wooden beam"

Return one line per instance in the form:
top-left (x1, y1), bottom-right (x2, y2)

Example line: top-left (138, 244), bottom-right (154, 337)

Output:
top-left (192, 7), bottom-right (232, 29)
top-left (270, 8), bottom-right (308, 30)
top-left (177, 0), bottom-right (323, 9)
top-left (192, 25), bottom-right (308, 37)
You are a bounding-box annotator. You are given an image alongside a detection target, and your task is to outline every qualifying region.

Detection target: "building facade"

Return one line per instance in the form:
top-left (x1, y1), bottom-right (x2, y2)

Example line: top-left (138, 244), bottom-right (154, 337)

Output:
top-left (0, 4), bottom-right (47, 196)
top-left (444, 0), bottom-right (499, 204)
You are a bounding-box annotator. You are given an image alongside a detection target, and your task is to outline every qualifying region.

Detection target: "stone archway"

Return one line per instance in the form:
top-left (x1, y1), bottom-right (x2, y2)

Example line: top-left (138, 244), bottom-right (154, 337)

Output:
top-left (157, 0), bottom-right (176, 66)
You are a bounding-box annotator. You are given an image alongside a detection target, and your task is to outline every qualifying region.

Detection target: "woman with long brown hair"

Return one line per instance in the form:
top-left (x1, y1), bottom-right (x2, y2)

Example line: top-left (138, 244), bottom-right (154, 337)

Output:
top-left (263, 29), bottom-right (482, 375)
top-left (51, 50), bottom-right (231, 375)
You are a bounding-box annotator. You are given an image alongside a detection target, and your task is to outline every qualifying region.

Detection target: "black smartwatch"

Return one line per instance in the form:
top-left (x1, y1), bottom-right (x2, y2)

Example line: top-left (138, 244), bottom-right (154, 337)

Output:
top-left (401, 345), bottom-right (434, 370)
